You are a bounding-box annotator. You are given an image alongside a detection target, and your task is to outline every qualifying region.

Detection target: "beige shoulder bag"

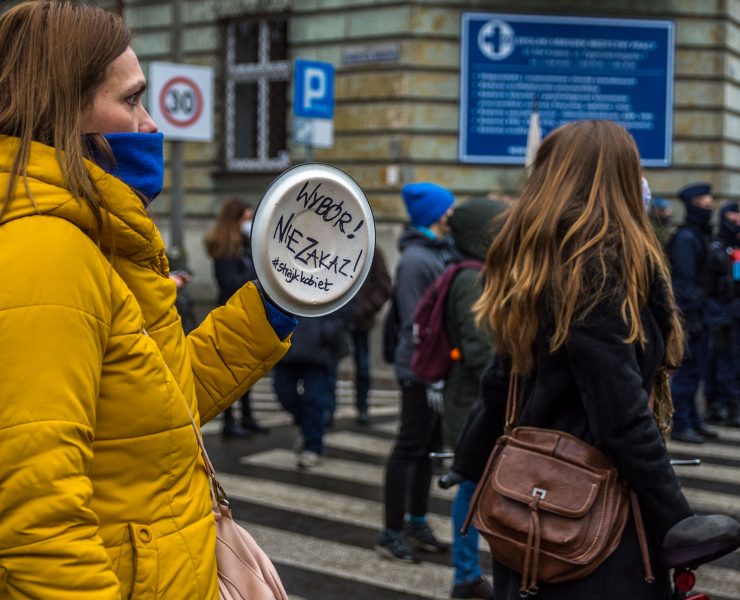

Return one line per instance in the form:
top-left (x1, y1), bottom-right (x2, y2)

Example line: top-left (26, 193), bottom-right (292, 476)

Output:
top-left (185, 405), bottom-right (289, 600)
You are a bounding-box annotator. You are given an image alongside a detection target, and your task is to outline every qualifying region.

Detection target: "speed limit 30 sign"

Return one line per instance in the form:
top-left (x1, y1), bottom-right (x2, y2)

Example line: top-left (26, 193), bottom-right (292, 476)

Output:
top-left (149, 62), bottom-right (213, 142)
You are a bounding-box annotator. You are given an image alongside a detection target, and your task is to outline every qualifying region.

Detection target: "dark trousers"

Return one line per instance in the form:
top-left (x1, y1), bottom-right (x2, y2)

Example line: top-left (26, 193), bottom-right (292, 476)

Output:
top-left (273, 363), bottom-right (331, 454)
top-left (352, 330), bottom-right (371, 414)
top-left (671, 329), bottom-right (708, 432)
top-left (383, 380), bottom-right (442, 531)
top-left (223, 390), bottom-right (252, 428)
top-left (705, 324), bottom-right (737, 418)
top-left (325, 362), bottom-right (338, 425)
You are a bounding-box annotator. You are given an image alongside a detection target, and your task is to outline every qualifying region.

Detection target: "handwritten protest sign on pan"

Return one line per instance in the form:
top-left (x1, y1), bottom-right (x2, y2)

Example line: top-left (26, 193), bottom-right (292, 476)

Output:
top-left (250, 164), bottom-right (376, 317)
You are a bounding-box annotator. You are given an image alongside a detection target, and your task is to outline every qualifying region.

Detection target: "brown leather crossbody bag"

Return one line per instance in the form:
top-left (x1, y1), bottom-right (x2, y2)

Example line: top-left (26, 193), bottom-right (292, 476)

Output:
top-left (462, 375), bottom-right (654, 596)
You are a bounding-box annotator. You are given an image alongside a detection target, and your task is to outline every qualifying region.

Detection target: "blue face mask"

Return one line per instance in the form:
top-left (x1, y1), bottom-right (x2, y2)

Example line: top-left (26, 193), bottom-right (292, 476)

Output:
top-left (100, 132), bottom-right (164, 202)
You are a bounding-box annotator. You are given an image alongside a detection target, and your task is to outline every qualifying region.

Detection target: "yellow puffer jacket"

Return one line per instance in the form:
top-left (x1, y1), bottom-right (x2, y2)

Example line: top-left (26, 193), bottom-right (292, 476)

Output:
top-left (0, 136), bottom-right (290, 599)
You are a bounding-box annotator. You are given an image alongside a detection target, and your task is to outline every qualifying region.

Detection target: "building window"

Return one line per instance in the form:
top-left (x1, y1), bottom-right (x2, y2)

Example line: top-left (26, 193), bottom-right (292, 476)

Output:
top-left (224, 16), bottom-right (289, 171)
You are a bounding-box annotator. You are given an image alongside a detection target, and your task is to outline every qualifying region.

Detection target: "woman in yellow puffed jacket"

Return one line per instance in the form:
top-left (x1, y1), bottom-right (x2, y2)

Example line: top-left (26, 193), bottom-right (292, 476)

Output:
top-left (0, 2), bottom-right (293, 598)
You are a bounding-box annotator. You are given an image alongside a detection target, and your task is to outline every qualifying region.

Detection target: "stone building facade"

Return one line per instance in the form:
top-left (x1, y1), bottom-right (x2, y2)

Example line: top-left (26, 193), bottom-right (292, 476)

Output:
top-left (3, 0), bottom-right (739, 299)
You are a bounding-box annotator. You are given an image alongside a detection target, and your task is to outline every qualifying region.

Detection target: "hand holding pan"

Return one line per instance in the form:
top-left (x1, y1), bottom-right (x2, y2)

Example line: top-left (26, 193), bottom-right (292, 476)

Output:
top-left (250, 163), bottom-right (375, 317)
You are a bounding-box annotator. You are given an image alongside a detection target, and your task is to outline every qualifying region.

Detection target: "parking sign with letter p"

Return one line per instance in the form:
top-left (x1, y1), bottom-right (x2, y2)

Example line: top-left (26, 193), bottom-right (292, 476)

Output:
top-left (293, 60), bottom-right (334, 119)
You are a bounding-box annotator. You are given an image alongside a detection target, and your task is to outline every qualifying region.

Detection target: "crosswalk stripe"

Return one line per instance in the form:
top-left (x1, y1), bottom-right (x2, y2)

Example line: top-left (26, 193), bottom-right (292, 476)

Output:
top-left (373, 421), bottom-right (400, 435)
top-left (209, 378), bottom-right (740, 599)
top-left (233, 500), bottom-right (740, 600)
top-left (235, 520), bottom-right (452, 600)
top-left (668, 441), bottom-right (740, 462)
top-left (324, 431), bottom-right (394, 457)
top-left (683, 487), bottom-right (740, 518)
top-left (216, 471), bottom-right (479, 549)
top-left (712, 426), bottom-right (740, 443)
top-left (249, 394), bottom-right (400, 411)
top-left (672, 462), bottom-right (740, 486)
top-left (693, 563), bottom-right (740, 598)
top-left (201, 405), bottom-right (402, 435)
top-left (239, 449), bottom-right (456, 502)
top-left (249, 380), bottom-right (401, 403)
top-left (320, 431), bottom-right (740, 488)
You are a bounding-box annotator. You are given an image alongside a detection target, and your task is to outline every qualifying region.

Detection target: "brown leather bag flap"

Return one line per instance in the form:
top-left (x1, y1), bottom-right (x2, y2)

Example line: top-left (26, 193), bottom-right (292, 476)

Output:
top-left (491, 444), bottom-right (606, 518)
top-left (511, 427), bottom-right (614, 470)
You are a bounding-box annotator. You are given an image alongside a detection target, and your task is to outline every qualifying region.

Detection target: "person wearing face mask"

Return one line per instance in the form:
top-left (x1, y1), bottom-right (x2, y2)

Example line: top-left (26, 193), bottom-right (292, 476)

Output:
top-left (0, 2), bottom-right (295, 597)
top-left (667, 183), bottom-right (720, 443)
top-left (204, 197), bottom-right (271, 437)
top-left (648, 197), bottom-right (675, 249)
top-left (642, 177), bottom-right (675, 250)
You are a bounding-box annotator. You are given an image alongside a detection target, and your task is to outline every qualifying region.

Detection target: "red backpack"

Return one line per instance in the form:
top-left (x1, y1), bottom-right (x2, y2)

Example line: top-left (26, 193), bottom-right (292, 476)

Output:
top-left (410, 259), bottom-right (483, 382)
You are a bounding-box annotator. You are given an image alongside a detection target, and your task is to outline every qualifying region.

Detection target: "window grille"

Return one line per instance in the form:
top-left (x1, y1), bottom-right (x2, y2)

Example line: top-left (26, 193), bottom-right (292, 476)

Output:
top-left (224, 15), bottom-right (289, 171)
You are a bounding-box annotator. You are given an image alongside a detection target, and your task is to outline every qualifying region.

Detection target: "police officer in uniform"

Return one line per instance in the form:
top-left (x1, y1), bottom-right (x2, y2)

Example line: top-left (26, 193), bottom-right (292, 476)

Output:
top-left (705, 203), bottom-right (740, 427)
top-left (668, 182), bottom-right (720, 443)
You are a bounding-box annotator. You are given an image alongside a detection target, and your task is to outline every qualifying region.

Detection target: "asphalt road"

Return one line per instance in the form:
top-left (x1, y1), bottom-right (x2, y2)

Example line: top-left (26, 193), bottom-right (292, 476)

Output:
top-left (203, 377), bottom-right (740, 600)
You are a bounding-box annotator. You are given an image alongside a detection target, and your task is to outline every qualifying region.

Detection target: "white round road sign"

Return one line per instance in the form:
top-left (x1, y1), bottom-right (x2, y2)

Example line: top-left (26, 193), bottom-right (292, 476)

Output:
top-left (160, 76), bottom-right (203, 127)
top-left (251, 164), bottom-right (375, 317)
top-left (148, 62), bottom-right (214, 142)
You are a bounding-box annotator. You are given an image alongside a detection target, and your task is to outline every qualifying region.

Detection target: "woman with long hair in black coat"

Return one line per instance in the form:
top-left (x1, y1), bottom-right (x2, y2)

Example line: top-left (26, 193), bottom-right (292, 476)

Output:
top-left (455, 120), bottom-right (692, 599)
top-left (204, 197), bottom-right (270, 437)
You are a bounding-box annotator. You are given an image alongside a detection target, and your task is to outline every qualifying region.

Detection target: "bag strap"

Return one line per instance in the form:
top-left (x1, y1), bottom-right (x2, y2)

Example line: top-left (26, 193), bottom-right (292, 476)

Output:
top-left (181, 399), bottom-right (229, 511)
top-left (631, 392), bottom-right (656, 583)
top-left (631, 490), bottom-right (655, 583)
top-left (457, 258), bottom-right (484, 271)
top-left (503, 372), bottom-right (519, 435)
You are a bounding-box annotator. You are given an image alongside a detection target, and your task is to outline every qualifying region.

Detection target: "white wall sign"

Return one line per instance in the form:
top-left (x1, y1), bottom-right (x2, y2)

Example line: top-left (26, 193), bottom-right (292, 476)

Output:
top-left (149, 62), bottom-right (214, 142)
top-left (294, 117), bottom-right (334, 148)
top-left (342, 43), bottom-right (400, 65)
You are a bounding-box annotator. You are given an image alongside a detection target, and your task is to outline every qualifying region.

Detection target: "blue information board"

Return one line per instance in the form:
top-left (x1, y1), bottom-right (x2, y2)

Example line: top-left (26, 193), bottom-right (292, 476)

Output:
top-left (294, 59), bottom-right (334, 119)
top-left (459, 13), bottom-right (675, 166)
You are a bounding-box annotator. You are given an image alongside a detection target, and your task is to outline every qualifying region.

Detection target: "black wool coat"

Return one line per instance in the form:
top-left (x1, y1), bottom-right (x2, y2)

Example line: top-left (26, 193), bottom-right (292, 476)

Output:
top-left (455, 283), bottom-right (692, 600)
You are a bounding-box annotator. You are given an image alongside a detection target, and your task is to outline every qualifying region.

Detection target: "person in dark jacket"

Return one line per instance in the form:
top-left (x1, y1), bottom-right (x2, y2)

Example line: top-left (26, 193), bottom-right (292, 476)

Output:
top-left (272, 302), bottom-right (354, 469)
top-left (204, 197), bottom-right (269, 437)
top-left (376, 182), bottom-right (454, 564)
top-left (349, 247), bottom-right (392, 424)
top-left (454, 120), bottom-right (692, 599)
top-left (705, 202), bottom-right (740, 427)
top-left (668, 183), bottom-right (719, 443)
top-left (442, 196), bottom-right (507, 600)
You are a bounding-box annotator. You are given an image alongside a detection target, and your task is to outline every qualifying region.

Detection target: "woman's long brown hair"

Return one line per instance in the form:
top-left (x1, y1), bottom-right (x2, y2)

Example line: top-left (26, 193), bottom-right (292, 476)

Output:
top-left (204, 197), bottom-right (250, 260)
top-left (474, 120), bottom-right (683, 436)
top-left (0, 1), bottom-right (131, 234)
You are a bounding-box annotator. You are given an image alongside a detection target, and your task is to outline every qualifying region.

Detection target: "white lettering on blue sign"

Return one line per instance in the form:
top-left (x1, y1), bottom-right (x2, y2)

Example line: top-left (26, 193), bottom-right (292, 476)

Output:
top-left (303, 67), bottom-right (326, 111)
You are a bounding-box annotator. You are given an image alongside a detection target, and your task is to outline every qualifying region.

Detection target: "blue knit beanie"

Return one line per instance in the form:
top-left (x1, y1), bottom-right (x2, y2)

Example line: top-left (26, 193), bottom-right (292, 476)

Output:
top-left (401, 182), bottom-right (455, 227)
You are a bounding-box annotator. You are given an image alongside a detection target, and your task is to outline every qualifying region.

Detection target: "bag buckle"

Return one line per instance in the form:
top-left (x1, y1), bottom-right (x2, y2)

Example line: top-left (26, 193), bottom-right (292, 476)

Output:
top-left (211, 474), bottom-right (230, 506)
top-left (531, 487), bottom-right (547, 500)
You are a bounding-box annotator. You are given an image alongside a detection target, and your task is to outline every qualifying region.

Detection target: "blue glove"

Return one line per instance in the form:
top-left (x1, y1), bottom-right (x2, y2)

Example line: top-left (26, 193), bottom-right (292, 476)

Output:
top-left (253, 280), bottom-right (298, 341)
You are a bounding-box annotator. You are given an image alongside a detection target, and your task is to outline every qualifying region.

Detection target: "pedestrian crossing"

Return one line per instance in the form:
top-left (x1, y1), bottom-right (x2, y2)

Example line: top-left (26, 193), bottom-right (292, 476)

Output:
top-left (203, 378), bottom-right (740, 600)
